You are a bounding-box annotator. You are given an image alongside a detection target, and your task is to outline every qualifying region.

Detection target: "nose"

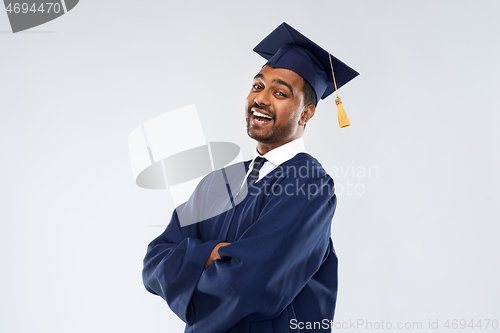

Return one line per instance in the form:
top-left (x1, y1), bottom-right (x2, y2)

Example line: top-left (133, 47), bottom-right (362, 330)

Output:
top-left (254, 88), bottom-right (271, 107)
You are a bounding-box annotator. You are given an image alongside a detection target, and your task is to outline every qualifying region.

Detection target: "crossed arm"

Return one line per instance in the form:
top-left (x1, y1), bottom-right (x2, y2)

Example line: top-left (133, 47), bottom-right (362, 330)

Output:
top-left (143, 172), bottom-right (336, 333)
top-left (204, 242), bottom-right (231, 269)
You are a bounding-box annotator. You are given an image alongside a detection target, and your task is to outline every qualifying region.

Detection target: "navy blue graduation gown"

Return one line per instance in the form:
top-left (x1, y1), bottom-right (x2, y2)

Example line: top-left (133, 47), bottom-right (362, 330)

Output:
top-left (142, 153), bottom-right (338, 332)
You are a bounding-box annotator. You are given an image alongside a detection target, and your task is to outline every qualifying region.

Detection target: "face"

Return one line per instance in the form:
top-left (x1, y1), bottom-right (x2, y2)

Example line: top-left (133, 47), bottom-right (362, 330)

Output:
top-left (245, 66), bottom-right (312, 153)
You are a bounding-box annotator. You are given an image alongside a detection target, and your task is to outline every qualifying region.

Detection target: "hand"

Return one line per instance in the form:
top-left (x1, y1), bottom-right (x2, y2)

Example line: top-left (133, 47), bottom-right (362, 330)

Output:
top-left (204, 242), bottom-right (231, 269)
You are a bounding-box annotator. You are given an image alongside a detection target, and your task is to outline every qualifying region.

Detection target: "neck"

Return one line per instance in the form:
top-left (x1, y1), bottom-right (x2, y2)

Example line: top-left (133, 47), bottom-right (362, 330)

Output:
top-left (256, 136), bottom-right (301, 155)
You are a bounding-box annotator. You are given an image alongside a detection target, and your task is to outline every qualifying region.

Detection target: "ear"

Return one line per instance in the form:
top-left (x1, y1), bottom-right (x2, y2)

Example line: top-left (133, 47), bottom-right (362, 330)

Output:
top-left (298, 104), bottom-right (316, 126)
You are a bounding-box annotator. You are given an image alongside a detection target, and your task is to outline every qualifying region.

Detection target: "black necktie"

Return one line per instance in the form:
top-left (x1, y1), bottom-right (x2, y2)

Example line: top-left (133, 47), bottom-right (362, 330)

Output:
top-left (246, 156), bottom-right (267, 189)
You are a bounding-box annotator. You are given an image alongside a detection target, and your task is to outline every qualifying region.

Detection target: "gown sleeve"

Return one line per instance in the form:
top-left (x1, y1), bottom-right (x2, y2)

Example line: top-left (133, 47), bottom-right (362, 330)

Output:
top-left (142, 206), bottom-right (221, 324)
top-left (186, 172), bottom-right (337, 333)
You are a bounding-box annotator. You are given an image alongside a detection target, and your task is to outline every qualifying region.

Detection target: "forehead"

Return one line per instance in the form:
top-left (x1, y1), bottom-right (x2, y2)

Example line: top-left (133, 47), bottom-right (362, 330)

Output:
top-left (255, 66), bottom-right (305, 91)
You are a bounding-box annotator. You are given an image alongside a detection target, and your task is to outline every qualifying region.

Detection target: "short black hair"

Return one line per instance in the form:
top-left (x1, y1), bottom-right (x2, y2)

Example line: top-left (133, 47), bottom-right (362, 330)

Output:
top-left (302, 78), bottom-right (317, 107)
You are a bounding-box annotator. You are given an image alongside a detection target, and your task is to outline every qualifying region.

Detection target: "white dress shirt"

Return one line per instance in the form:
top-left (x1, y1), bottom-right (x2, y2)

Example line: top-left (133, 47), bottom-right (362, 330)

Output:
top-left (245, 137), bottom-right (308, 184)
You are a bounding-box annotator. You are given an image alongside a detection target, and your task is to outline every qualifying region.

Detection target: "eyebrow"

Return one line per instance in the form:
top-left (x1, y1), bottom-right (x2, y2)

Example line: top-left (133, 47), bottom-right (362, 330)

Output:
top-left (254, 73), bottom-right (294, 96)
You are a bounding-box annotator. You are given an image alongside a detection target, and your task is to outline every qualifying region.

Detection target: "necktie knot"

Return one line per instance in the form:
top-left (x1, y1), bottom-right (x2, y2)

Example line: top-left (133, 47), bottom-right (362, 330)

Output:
top-left (247, 156), bottom-right (267, 189)
top-left (252, 156), bottom-right (266, 171)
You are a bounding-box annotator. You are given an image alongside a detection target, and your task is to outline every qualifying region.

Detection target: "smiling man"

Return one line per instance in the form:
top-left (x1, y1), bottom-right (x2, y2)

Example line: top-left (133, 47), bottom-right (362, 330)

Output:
top-left (246, 66), bottom-right (315, 155)
top-left (142, 22), bottom-right (358, 333)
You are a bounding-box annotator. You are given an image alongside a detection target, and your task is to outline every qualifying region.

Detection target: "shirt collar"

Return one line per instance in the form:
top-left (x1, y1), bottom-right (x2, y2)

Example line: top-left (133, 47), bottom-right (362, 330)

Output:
top-left (252, 137), bottom-right (307, 167)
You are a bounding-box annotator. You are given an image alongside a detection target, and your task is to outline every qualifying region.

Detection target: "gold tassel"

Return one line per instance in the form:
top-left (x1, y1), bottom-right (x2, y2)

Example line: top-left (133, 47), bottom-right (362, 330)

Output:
top-left (336, 97), bottom-right (351, 128)
top-left (329, 52), bottom-right (351, 128)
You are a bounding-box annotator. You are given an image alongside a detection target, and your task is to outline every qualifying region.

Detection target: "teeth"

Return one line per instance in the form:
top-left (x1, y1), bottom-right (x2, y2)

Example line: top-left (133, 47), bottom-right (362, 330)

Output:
top-left (253, 110), bottom-right (272, 119)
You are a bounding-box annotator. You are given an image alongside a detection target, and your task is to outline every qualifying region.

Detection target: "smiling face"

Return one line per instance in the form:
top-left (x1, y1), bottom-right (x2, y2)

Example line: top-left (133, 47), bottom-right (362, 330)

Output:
top-left (245, 66), bottom-right (315, 155)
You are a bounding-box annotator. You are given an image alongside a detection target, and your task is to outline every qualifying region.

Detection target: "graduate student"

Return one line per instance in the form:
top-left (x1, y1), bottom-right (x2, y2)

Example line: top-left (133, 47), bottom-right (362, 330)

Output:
top-left (142, 22), bottom-right (359, 333)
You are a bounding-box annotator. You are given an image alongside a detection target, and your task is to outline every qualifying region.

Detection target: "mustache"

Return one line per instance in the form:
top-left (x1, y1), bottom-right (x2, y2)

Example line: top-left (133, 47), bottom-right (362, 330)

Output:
top-left (248, 103), bottom-right (274, 118)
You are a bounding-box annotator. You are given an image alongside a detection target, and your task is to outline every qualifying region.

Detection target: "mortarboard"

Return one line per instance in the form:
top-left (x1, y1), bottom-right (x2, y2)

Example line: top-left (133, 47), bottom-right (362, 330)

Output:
top-left (253, 22), bottom-right (359, 128)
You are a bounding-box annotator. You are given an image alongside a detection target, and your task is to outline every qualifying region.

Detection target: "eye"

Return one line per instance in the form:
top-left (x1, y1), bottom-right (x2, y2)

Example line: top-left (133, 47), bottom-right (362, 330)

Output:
top-left (252, 83), bottom-right (263, 90)
top-left (276, 91), bottom-right (287, 98)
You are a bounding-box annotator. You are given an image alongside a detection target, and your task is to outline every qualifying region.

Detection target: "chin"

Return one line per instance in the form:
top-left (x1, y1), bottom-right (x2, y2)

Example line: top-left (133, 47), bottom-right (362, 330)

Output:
top-left (248, 131), bottom-right (274, 145)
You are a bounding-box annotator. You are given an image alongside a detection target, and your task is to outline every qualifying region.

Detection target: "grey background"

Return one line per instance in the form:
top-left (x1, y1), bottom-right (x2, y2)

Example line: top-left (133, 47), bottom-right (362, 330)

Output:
top-left (1, 0), bottom-right (499, 332)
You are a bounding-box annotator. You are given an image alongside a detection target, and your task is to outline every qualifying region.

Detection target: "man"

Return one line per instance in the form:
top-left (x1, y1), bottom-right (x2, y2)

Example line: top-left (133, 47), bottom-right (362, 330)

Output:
top-left (142, 22), bottom-right (358, 332)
